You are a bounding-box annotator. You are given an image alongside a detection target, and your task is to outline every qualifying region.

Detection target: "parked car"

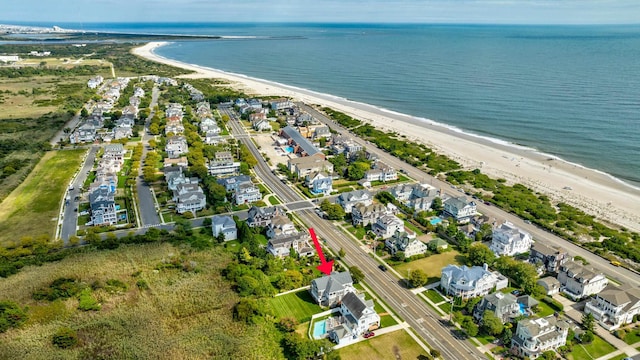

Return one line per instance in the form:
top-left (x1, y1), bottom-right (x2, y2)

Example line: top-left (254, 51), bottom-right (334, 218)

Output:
top-left (363, 332), bottom-right (375, 339)
top-left (511, 290), bottom-right (521, 296)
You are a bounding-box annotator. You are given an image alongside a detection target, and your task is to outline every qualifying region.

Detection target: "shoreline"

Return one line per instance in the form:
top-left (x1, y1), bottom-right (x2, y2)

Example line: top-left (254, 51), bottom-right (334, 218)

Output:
top-left (133, 41), bottom-right (640, 232)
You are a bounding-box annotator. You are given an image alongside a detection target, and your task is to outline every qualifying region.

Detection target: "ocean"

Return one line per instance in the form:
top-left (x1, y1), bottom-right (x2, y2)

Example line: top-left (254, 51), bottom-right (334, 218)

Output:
top-left (46, 23), bottom-right (640, 186)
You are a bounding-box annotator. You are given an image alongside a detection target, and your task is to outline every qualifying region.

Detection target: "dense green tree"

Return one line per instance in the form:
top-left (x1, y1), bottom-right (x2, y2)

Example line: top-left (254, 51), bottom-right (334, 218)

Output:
top-left (409, 269), bottom-right (429, 288)
top-left (580, 330), bottom-right (594, 344)
top-left (348, 266), bottom-right (365, 284)
top-left (481, 311), bottom-right (504, 336)
top-left (465, 297), bottom-right (482, 314)
top-left (461, 316), bottom-right (479, 337)
top-left (582, 312), bottom-right (595, 332)
top-left (540, 350), bottom-right (557, 360)
top-left (467, 243), bottom-right (496, 267)
top-left (431, 197), bottom-right (443, 212)
top-left (501, 327), bottom-right (513, 345)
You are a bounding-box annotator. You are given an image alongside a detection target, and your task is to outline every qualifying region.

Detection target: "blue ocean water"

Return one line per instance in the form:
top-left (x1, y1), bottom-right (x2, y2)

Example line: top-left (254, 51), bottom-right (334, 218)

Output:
top-left (47, 22), bottom-right (640, 186)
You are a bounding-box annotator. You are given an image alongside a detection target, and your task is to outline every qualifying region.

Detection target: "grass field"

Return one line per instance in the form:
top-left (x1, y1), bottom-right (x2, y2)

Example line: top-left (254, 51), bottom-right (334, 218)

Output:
top-left (623, 327), bottom-right (640, 345)
top-left (394, 250), bottom-right (465, 280)
top-left (268, 290), bottom-right (322, 323)
top-left (0, 76), bottom-right (59, 118)
top-left (336, 330), bottom-right (428, 360)
top-left (0, 242), bottom-right (284, 359)
top-left (0, 149), bottom-right (85, 244)
top-left (424, 289), bottom-right (446, 304)
top-left (566, 335), bottom-right (616, 360)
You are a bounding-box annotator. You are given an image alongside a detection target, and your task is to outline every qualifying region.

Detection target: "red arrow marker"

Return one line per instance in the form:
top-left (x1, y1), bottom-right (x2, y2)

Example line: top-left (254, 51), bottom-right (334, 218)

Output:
top-left (309, 228), bottom-right (333, 275)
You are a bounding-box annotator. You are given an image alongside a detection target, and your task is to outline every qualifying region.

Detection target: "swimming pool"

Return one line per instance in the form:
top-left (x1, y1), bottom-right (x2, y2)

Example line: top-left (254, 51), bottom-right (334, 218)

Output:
top-left (430, 217), bottom-right (442, 225)
top-left (312, 320), bottom-right (327, 339)
top-left (284, 146), bottom-right (294, 153)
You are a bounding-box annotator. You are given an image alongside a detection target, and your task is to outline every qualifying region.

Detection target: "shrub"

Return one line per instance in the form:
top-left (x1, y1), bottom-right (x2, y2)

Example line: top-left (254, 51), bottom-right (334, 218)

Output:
top-left (0, 300), bottom-right (28, 333)
top-left (77, 289), bottom-right (101, 311)
top-left (33, 277), bottom-right (85, 301)
top-left (136, 279), bottom-right (149, 290)
top-left (52, 327), bottom-right (78, 349)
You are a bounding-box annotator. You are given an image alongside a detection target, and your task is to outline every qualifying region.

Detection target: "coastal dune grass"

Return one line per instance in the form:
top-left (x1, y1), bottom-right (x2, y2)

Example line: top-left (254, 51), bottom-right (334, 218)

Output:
top-left (0, 242), bottom-right (283, 359)
top-left (0, 149), bottom-right (85, 244)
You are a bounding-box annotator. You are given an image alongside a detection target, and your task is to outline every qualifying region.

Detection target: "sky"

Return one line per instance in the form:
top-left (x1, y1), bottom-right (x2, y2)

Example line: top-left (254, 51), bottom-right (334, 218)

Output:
top-left (2, 0), bottom-right (640, 25)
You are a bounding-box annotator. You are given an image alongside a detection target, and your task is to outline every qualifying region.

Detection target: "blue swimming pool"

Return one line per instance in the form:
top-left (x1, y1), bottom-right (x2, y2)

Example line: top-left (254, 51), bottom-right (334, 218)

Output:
top-left (312, 320), bottom-right (327, 339)
top-left (430, 217), bottom-right (442, 225)
top-left (284, 146), bottom-right (294, 153)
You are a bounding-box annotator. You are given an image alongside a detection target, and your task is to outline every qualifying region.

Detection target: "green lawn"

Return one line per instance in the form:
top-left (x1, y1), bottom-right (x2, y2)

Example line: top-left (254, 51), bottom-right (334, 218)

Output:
top-left (373, 299), bottom-right (398, 328)
top-left (336, 330), bottom-right (428, 360)
top-left (0, 149), bottom-right (85, 244)
top-left (394, 250), bottom-right (465, 279)
top-left (344, 225), bottom-right (366, 240)
top-left (533, 299), bottom-right (555, 317)
top-left (608, 354), bottom-right (630, 360)
top-left (424, 289), bottom-right (446, 304)
top-left (267, 194), bottom-right (281, 205)
top-left (475, 334), bottom-right (496, 345)
top-left (268, 290), bottom-right (322, 323)
top-left (403, 220), bottom-right (424, 235)
top-left (566, 335), bottom-right (616, 360)
top-left (623, 328), bottom-right (640, 345)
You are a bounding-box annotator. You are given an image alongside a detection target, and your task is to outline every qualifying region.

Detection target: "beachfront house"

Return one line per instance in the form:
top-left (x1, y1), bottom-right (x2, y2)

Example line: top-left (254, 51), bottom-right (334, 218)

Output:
top-left (364, 161), bottom-right (397, 182)
top-left (310, 271), bottom-right (356, 308)
top-left (211, 215), bottom-right (237, 241)
top-left (440, 264), bottom-right (508, 300)
top-left (337, 189), bottom-right (373, 214)
top-left (489, 221), bottom-right (533, 257)
top-left (216, 175), bottom-right (252, 192)
top-left (372, 214), bottom-right (404, 239)
top-left (473, 292), bottom-right (520, 323)
top-left (584, 286), bottom-right (640, 331)
top-left (328, 292), bottom-right (380, 345)
top-left (385, 230), bottom-right (428, 258)
top-left (443, 196), bottom-right (477, 224)
top-left (529, 243), bottom-right (568, 275)
top-left (557, 261), bottom-right (608, 301)
top-left (511, 316), bottom-right (569, 359)
top-left (246, 206), bottom-right (283, 228)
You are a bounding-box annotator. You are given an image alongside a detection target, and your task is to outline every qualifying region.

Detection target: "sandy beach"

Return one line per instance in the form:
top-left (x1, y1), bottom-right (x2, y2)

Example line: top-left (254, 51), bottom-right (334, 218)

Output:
top-left (133, 42), bottom-right (640, 232)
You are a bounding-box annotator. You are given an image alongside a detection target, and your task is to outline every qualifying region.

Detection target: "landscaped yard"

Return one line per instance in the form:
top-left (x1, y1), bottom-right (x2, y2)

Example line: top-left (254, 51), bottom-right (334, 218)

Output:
top-left (622, 327), bottom-right (640, 345)
top-left (394, 250), bottom-right (465, 281)
top-left (336, 330), bottom-right (429, 360)
top-left (268, 290), bottom-right (322, 323)
top-left (424, 289), bottom-right (446, 304)
top-left (565, 335), bottom-right (616, 360)
top-left (373, 300), bottom-right (398, 328)
top-left (0, 149), bottom-right (85, 244)
top-left (344, 224), bottom-right (366, 240)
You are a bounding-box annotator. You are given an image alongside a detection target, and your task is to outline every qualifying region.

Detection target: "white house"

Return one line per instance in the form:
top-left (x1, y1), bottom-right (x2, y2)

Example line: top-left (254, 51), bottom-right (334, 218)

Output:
top-left (441, 264), bottom-right (507, 300)
top-left (305, 172), bottom-right (333, 195)
top-left (211, 215), bottom-right (237, 241)
top-left (372, 214), bottom-right (404, 239)
top-left (557, 261), bottom-right (608, 301)
top-left (165, 136), bottom-right (189, 158)
top-left (173, 183), bottom-right (206, 214)
top-left (337, 189), bottom-right (373, 214)
top-left (351, 202), bottom-right (388, 227)
top-left (490, 221), bottom-right (533, 257)
top-left (234, 182), bottom-right (261, 205)
top-left (266, 215), bottom-right (297, 238)
top-left (385, 230), bottom-right (428, 258)
top-left (511, 316), bottom-right (569, 359)
top-left (310, 271), bottom-right (356, 308)
top-left (584, 286), bottom-right (640, 331)
top-left (364, 162), bottom-right (397, 182)
top-left (329, 292), bottom-right (380, 345)
top-left (266, 233), bottom-right (314, 259)
top-left (89, 187), bottom-right (118, 226)
top-left (443, 196), bottom-right (477, 224)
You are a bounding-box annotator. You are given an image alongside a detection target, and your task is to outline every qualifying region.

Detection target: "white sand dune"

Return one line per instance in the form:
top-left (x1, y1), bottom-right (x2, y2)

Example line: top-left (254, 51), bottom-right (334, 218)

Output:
top-left (133, 42), bottom-right (640, 232)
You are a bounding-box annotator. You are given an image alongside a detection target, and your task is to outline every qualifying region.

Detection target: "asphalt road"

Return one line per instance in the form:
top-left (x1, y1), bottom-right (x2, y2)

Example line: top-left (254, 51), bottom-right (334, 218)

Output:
top-left (60, 146), bottom-right (98, 242)
top-left (300, 104), bottom-right (640, 288)
top-left (136, 86), bottom-right (162, 227)
top-left (224, 106), bottom-right (485, 360)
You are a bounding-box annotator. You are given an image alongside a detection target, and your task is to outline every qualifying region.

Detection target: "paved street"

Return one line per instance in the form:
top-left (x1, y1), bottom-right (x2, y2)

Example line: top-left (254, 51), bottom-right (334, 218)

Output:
top-left (136, 86), bottom-right (162, 226)
top-left (60, 146), bottom-right (98, 243)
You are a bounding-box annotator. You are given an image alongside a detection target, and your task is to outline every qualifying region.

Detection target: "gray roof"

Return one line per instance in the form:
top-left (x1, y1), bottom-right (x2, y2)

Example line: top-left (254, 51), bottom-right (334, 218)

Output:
top-left (442, 264), bottom-right (493, 287)
top-left (212, 215), bottom-right (235, 228)
top-left (531, 242), bottom-right (565, 257)
top-left (537, 277), bottom-right (560, 287)
top-left (342, 292), bottom-right (369, 321)
top-left (312, 271), bottom-right (353, 294)
top-left (339, 189), bottom-right (372, 202)
top-left (281, 125), bottom-right (320, 156)
top-left (248, 205), bottom-right (280, 219)
top-left (217, 175), bottom-right (251, 188)
top-left (484, 292), bottom-right (518, 309)
top-left (444, 196), bottom-right (474, 210)
top-left (597, 286), bottom-right (640, 308)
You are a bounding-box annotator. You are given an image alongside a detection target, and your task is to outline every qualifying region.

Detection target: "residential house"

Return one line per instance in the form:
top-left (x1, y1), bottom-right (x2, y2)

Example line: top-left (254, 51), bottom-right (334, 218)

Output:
top-left (280, 125), bottom-right (322, 157)
top-left (440, 264), bottom-right (508, 300)
top-left (313, 126), bottom-right (331, 139)
top-left (217, 175), bottom-right (252, 192)
top-left (557, 261), bottom-right (608, 301)
top-left (267, 232), bottom-right (314, 258)
top-left (584, 286), bottom-right (640, 331)
top-left (372, 214), bottom-right (404, 239)
top-left (511, 316), bottom-right (569, 359)
top-left (200, 118), bottom-right (220, 134)
top-left (266, 215), bottom-right (297, 238)
top-left (329, 292), bottom-right (381, 345)
top-left (103, 144), bottom-right (126, 165)
top-left (270, 98), bottom-right (294, 110)
top-left (164, 156), bottom-right (188, 168)
top-left (473, 292), bottom-right (521, 323)
top-left (390, 183), bottom-right (440, 212)
top-left (337, 189), bottom-right (373, 214)
top-left (537, 277), bottom-right (561, 296)
top-left (87, 75), bottom-right (103, 89)
top-left (428, 238), bottom-right (449, 252)
top-left (287, 153), bottom-right (333, 178)
top-left (529, 243), bottom-right (568, 275)
top-left (70, 123), bottom-right (97, 144)
top-left (235, 181), bottom-right (261, 205)
top-left (122, 105), bottom-right (138, 118)
top-left (208, 152), bottom-right (241, 177)
top-left (246, 206), bottom-right (283, 228)
top-left (305, 172), bottom-right (333, 195)
top-left (365, 162), bottom-right (397, 182)
top-left (310, 271), bottom-right (356, 307)
top-left (165, 119), bottom-right (185, 135)
top-left (385, 230), bottom-right (428, 258)
top-left (89, 187), bottom-right (117, 226)
top-left (252, 118), bottom-right (272, 132)
top-left (113, 126), bottom-right (133, 140)
top-left (165, 103), bottom-right (183, 118)
top-left (165, 136), bottom-right (189, 158)
top-left (173, 183), bottom-right (206, 214)
top-left (351, 202), bottom-right (388, 226)
top-left (443, 196), bottom-right (477, 224)
top-left (490, 221), bottom-right (533, 257)
top-left (164, 168), bottom-right (198, 191)
top-left (211, 215), bottom-right (237, 241)
top-left (204, 131), bottom-right (223, 145)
